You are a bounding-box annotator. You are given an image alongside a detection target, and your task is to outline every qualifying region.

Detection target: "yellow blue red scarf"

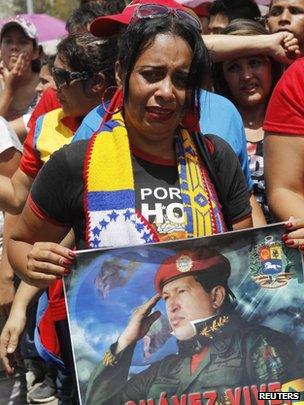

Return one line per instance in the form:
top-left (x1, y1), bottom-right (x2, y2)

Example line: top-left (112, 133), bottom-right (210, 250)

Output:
top-left (84, 112), bottom-right (226, 248)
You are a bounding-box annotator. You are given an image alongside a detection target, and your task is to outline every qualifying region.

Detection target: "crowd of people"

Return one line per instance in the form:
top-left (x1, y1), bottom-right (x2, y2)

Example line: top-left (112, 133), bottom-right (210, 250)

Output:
top-left (0, 0), bottom-right (304, 403)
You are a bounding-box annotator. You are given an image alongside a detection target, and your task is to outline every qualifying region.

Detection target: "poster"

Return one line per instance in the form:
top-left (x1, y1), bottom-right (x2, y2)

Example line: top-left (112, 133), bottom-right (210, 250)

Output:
top-left (64, 223), bottom-right (304, 404)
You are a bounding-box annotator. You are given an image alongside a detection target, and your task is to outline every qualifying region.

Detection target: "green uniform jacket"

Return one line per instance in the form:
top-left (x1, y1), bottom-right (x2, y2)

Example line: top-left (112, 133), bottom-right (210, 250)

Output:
top-left (85, 314), bottom-right (301, 405)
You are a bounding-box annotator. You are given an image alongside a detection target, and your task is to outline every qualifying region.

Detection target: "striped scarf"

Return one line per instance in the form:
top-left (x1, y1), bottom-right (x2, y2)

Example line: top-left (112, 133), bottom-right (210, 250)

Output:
top-left (84, 112), bottom-right (226, 248)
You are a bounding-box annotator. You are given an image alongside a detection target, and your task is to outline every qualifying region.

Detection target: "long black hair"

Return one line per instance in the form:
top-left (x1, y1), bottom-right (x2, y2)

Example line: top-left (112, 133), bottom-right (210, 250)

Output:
top-left (117, 15), bottom-right (212, 118)
top-left (57, 32), bottom-right (117, 88)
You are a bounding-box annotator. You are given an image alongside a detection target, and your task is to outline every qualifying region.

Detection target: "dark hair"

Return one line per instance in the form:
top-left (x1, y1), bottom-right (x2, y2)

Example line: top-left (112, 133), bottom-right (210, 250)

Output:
top-left (208, 0), bottom-right (261, 22)
top-left (80, 0), bottom-right (127, 13)
top-left (0, 26), bottom-right (40, 73)
top-left (46, 54), bottom-right (56, 72)
top-left (194, 269), bottom-right (232, 310)
top-left (213, 19), bottom-right (283, 105)
top-left (66, 2), bottom-right (108, 34)
top-left (39, 53), bottom-right (55, 73)
top-left (57, 32), bottom-right (117, 87)
top-left (118, 16), bottom-right (211, 114)
top-left (31, 44), bottom-right (45, 73)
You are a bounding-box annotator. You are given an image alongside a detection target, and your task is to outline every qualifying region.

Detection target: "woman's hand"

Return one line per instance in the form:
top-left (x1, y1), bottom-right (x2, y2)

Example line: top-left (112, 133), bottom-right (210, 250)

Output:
top-left (0, 310), bottom-right (26, 376)
top-left (25, 242), bottom-right (76, 288)
top-left (116, 294), bottom-right (161, 354)
top-left (2, 53), bottom-right (31, 91)
top-left (282, 217), bottom-right (304, 250)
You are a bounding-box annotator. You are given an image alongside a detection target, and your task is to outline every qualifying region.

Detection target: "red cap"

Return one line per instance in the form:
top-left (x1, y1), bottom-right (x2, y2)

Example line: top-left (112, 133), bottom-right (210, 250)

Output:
top-left (90, 0), bottom-right (187, 37)
top-left (154, 249), bottom-right (230, 293)
top-left (190, 3), bottom-right (209, 18)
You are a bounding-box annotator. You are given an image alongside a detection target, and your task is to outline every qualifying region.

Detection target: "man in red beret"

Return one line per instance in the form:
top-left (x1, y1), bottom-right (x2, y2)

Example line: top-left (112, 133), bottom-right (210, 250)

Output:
top-left (153, 249), bottom-right (231, 341)
top-left (86, 248), bottom-right (301, 405)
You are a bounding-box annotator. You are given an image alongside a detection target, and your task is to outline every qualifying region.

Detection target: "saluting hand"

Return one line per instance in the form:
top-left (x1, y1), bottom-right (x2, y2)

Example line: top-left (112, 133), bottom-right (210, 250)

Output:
top-left (116, 294), bottom-right (161, 354)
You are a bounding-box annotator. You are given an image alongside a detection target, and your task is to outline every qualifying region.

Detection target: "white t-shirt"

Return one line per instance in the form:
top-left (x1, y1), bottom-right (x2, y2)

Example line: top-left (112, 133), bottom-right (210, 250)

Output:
top-left (0, 117), bottom-right (23, 252)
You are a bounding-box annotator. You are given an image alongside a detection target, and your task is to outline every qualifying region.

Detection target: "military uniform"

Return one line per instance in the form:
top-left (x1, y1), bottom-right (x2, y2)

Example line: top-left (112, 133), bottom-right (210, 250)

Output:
top-left (85, 312), bottom-right (301, 405)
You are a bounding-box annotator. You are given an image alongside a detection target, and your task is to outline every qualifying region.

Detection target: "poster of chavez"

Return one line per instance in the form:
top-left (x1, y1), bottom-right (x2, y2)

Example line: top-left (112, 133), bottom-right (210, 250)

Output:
top-left (63, 223), bottom-right (304, 405)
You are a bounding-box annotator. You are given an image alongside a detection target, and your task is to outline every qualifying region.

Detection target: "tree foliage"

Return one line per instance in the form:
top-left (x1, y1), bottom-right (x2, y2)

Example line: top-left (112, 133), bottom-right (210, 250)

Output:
top-left (11, 0), bottom-right (79, 21)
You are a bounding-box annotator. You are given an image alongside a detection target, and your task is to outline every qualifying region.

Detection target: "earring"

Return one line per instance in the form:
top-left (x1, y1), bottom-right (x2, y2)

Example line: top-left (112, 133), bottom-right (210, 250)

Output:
top-left (101, 86), bottom-right (123, 115)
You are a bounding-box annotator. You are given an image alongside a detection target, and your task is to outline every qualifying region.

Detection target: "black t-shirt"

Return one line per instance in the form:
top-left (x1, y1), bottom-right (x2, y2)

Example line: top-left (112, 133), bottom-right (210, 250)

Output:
top-left (30, 135), bottom-right (251, 249)
top-left (247, 140), bottom-right (272, 223)
top-left (132, 149), bottom-right (186, 241)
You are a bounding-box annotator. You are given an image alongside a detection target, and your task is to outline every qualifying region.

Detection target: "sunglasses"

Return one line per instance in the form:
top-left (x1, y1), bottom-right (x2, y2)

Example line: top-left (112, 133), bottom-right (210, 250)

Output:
top-left (131, 4), bottom-right (202, 33)
top-left (52, 67), bottom-right (90, 90)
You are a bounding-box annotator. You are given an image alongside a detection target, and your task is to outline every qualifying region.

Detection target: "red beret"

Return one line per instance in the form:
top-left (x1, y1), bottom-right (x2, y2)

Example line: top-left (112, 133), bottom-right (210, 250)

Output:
top-left (154, 249), bottom-right (230, 293)
top-left (90, 0), bottom-right (188, 37)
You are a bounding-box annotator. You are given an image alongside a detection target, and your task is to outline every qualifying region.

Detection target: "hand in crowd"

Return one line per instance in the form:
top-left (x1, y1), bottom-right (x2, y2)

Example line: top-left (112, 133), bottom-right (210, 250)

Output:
top-left (2, 52), bottom-right (31, 91)
top-left (116, 294), bottom-right (161, 354)
top-left (26, 242), bottom-right (75, 289)
top-left (0, 308), bottom-right (26, 376)
top-left (282, 217), bottom-right (304, 250)
top-left (270, 32), bottom-right (301, 65)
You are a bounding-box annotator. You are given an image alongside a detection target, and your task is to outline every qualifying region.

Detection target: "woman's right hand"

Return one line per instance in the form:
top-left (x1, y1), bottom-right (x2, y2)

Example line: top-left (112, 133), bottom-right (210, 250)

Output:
top-left (26, 242), bottom-right (76, 288)
top-left (2, 53), bottom-right (31, 91)
top-left (0, 310), bottom-right (26, 376)
top-left (282, 217), bottom-right (304, 250)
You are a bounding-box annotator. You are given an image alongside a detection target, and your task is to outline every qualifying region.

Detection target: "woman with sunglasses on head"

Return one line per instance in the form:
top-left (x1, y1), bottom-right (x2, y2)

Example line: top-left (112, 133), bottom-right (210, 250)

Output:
top-left (9, 10), bottom-right (252, 280)
top-left (213, 19), bottom-right (284, 224)
top-left (6, 11), bottom-right (252, 394)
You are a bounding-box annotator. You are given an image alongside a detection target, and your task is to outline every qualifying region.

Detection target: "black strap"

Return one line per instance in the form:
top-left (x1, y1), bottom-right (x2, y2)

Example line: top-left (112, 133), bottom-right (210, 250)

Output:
top-left (192, 132), bottom-right (233, 231)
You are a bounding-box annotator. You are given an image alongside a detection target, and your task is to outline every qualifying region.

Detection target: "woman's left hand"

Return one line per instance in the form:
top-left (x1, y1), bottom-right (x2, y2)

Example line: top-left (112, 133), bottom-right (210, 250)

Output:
top-left (282, 217), bottom-right (304, 251)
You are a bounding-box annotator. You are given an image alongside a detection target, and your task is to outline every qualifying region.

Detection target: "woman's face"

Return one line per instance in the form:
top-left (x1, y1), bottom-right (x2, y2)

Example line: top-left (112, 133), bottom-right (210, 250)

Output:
top-left (222, 55), bottom-right (272, 108)
top-left (0, 27), bottom-right (36, 70)
top-left (53, 55), bottom-right (98, 117)
top-left (119, 33), bottom-right (193, 148)
top-left (35, 65), bottom-right (56, 96)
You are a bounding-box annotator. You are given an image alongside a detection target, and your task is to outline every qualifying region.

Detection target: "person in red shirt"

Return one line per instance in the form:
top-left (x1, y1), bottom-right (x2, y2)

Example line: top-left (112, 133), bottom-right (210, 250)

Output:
top-left (263, 57), bottom-right (304, 249)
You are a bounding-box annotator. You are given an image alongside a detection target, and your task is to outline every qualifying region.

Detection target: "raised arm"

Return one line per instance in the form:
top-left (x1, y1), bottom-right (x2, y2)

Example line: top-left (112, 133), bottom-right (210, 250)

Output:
top-left (86, 295), bottom-right (161, 405)
top-left (203, 32), bottom-right (300, 64)
top-left (0, 54), bottom-right (32, 119)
